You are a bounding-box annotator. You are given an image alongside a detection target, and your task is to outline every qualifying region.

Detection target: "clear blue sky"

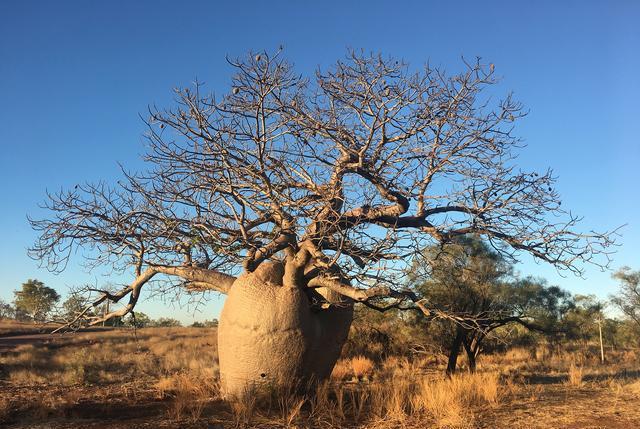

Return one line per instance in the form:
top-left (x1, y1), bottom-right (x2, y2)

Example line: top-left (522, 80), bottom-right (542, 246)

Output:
top-left (1, 0), bottom-right (638, 323)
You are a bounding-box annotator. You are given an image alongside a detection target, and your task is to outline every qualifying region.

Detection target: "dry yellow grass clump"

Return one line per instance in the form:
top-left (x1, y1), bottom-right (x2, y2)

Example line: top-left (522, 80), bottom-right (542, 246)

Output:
top-left (566, 362), bottom-right (584, 387)
top-left (330, 358), bottom-right (352, 381)
top-left (350, 355), bottom-right (375, 380)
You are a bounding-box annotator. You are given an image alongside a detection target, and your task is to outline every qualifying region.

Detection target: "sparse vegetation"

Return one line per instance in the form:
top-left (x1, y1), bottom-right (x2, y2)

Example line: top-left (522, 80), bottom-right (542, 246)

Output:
top-left (1, 321), bottom-right (639, 428)
top-left (2, 1), bottom-right (635, 427)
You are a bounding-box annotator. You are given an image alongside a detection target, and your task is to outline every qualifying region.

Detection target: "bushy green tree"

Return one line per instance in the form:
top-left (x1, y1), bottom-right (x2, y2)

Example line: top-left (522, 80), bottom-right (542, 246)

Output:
top-left (57, 293), bottom-right (94, 328)
top-left (125, 312), bottom-right (152, 328)
top-left (611, 267), bottom-right (640, 329)
top-left (343, 305), bottom-right (419, 361)
top-left (62, 294), bottom-right (86, 317)
top-left (410, 236), bottom-right (573, 373)
top-left (152, 317), bottom-right (182, 327)
top-left (559, 294), bottom-right (605, 344)
top-left (13, 279), bottom-right (60, 322)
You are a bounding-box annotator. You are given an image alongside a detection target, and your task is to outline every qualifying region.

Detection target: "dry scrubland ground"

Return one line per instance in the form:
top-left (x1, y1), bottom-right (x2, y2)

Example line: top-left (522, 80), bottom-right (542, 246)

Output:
top-left (1, 324), bottom-right (639, 429)
top-left (0, 320), bottom-right (61, 337)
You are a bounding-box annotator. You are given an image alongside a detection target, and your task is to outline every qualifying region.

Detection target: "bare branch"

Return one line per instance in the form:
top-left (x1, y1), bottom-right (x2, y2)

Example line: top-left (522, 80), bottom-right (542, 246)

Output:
top-left (30, 50), bottom-right (617, 325)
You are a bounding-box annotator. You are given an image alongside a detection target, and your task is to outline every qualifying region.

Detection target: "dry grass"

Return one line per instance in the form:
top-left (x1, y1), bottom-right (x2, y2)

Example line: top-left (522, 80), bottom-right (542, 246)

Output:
top-left (625, 379), bottom-right (640, 396)
top-left (0, 327), bottom-right (221, 425)
top-left (1, 327), bottom-right (218, 387)
top-left (252, 363), bottom-right (501, 428)
top-left (566, 362), bottom-right (584, 387)
top-left (0, 319), bottom-right (59, 336)
top-left (330, 358), bottom-right (352, 381)
top-left (406, 371), bottom-right (500, 427)
top-left (350, 355), bottom-right (375, 380)
top-left (164, 373), bottom-right (214, 421)
top-left (2, 327), bottom-right (640, 428)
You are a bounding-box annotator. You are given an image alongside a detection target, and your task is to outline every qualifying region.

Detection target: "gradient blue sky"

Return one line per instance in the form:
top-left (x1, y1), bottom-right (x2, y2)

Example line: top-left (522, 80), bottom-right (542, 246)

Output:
top-left (1, 1), bottom-right (638, 323)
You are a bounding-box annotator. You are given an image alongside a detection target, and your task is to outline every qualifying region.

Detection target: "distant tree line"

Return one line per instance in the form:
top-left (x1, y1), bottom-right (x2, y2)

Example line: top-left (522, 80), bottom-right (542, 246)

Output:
top-left (0, 280), bottom-right (218, 329)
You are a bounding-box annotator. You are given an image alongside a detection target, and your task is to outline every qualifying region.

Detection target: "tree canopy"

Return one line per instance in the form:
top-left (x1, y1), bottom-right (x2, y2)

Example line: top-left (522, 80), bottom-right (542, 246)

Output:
top-left (610, 267), bottom-right (640, 329)
top-left (28, 50), bottom-right (617, 327)
top-left (408, 235), bottom-right (574, 372)
top-left (14, 279), bottom-right (60, 322)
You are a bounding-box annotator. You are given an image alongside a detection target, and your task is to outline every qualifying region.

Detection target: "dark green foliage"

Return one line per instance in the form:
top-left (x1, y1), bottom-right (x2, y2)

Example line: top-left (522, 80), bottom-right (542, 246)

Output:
top-left (125, 312), bottom-right (152, 328)
top-left (152, 317), bottom-right (182, 327)
top-left (409, 235), bottom-right (575, 373)
top-left (190, 319), bottom-right (218, 328)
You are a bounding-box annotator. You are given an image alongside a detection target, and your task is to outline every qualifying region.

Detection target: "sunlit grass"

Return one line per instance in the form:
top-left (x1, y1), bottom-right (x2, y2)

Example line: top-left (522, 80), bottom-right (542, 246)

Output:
top-left (1, 327), bottom-right (639, 427)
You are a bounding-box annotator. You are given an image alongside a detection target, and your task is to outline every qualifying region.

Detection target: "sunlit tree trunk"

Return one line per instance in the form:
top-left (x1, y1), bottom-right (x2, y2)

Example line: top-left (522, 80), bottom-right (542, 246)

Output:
top-left (218, 262), bottom-right (353, 398)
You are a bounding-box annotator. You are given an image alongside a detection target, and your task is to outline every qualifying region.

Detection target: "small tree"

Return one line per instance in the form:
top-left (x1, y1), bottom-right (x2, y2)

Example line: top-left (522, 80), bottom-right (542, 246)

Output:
top-left (125, 311), bottom-right (152, 328)
top-left (153, 317), bottom-right (182, 327)
top-left (14, 279), bottom-right (60, 323)
top-left (410, 236), bottom-right (573, 373)
top-left (57, 292), bottom-right (94, 328)
top-left (560, 294), bottom-right (605, 345)
top-left (61, 293), bottom-right (90, 319)
top-left (610, 267), bottom-right (640, 329)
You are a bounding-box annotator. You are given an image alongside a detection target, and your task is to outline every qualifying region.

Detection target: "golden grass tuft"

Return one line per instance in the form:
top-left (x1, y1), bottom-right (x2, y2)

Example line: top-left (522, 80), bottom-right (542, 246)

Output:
top-left (8, 369), bottom-right (46, 385)
top-left (412, 371), bottom-right (500, 428)
top-left (167, 374), bottom-right (208, 421)
top-left (626, 380), bottom-right (640, 396)
top-left (230, 391), bottom-right (257, 427)
top-left (566, 362), bottom-right (584, 387)
top-left (330, 358), bottom-right (352, 381)
top-left (350, 355), bottom-right (374, 380)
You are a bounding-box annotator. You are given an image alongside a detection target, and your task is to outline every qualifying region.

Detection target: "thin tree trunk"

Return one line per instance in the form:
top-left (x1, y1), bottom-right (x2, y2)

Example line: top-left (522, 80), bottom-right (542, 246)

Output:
top-left (446, 327), bottom-right (465, 375)
top-left (462, 339), bottom-right (477, 373)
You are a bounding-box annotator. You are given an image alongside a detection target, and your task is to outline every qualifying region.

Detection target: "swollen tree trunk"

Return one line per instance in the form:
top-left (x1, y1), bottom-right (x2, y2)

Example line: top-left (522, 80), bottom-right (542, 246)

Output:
top-left (218, 262), bottom-right (353, 398)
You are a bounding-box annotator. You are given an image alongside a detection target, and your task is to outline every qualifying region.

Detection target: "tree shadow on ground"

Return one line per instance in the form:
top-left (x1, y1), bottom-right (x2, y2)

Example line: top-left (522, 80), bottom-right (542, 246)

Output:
top-left (2, 392), bottom-right (232, 429)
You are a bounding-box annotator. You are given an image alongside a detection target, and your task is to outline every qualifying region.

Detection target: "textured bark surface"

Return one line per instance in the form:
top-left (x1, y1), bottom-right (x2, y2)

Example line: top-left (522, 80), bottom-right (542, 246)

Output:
top-left (218, 262), bottom-right (353, 398)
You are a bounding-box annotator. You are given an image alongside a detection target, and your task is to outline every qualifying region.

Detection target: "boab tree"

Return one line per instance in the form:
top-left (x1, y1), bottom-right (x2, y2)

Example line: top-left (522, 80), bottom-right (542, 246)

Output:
top-left (29, 50), bottom-right (616, 397)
